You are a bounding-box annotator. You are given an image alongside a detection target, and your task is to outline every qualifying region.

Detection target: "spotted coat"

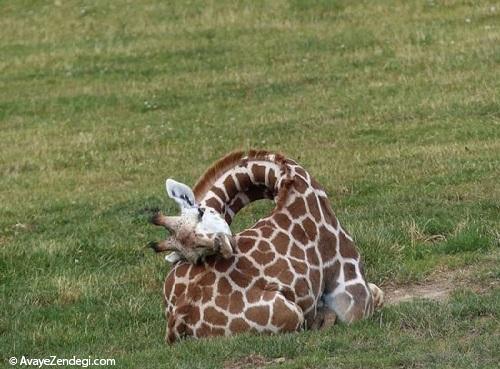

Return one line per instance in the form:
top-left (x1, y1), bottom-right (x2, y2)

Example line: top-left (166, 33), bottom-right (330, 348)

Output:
top-left (162, 150), bottom-right (383, 343)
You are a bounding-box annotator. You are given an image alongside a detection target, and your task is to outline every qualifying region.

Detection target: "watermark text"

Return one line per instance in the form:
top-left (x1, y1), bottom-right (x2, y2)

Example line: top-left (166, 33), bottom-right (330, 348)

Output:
top-left (8, 355), bottom-right (115, 368)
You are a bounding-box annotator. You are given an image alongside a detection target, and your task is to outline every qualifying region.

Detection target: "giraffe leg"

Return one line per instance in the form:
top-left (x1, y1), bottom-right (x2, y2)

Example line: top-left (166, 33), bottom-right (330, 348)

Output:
top-left (322, 282), bottom-right (373, 323)
top-left (165, 311), bottom-right (178, 344)
top-left (164, 301), bottom-right (199, 344)
top-left (310, 304), bottom-right (337, 330)
top-left (267, 292), bottom-right (304, 333)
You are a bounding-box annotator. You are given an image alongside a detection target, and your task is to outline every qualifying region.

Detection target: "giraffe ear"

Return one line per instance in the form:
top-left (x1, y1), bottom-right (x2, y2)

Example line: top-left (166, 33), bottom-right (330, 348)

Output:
top-left (166, 179), bottom-right (196, 210)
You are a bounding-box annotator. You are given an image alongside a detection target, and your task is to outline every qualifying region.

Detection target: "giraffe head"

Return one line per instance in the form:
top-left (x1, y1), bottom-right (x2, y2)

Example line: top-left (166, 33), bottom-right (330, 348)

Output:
top-left (149, 179), bottom-right (234, 263)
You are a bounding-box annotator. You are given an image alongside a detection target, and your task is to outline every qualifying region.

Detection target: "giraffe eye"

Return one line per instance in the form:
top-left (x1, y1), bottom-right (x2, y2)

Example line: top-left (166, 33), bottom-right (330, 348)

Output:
top-left (197, 207), bottom-right (205, 220)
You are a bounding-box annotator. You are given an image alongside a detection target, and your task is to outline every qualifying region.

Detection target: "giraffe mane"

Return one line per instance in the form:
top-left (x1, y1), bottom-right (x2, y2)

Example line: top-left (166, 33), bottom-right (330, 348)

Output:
top-left (192, 150), bottom-right (245, 202)
top-left (192, 149), bottom-right (294, 208)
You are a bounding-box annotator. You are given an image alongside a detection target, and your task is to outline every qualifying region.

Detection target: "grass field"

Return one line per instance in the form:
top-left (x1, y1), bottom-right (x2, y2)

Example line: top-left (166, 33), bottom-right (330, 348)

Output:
top-left (1, 1), bottom-right (499, 368)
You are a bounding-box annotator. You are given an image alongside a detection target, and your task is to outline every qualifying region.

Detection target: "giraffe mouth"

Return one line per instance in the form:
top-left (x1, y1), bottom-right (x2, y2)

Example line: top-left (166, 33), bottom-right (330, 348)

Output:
top-left (148, 238), bottom-right (178, 253)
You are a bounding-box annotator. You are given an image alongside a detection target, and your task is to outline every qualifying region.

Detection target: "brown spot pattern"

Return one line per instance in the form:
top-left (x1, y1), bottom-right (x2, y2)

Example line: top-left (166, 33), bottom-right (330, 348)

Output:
top-left (251, 249), bottom-right (275, 265)
top-left (302, 217), bottom-right (317, 240)
top-left (217, 277), bottom-right (232, 295)
top-left (272, 232), bottom-right (290, 254)
top-left (291, 224), bottom-right (308, 245)
top-left (223, 175), bottom-right (238, 200)
top-left (235, 172), bottom-right (251, 191)
top-left (278, 270), bottom-right (294, 285)
top-left (212, 186), bottom-right (227, 202)
top-left (267, 169), bottom-right (277, 190)
top-left (260, 226), bottom-right (273, 238)
top-left (245, 305), bottom-right (270, 326)
top-left (214, 257), bottom-right (234, 273)
top-left (236, 257), bottom-right (259, 277)
top-left (184, 305), bottom-right (200, 325)
top-left (309, 269), bottom-right (321, 295)
top-left (237, 237), bottom-right (255, 253)
top-left (164, 273), bottom-right (175, 299)
top-left (186, 284), bottom-right (202, 302)
top-left (295, 167), bottom-right (307, 179)
top-left (229, 318), bottom-right (250, 332)
top-left (240, 229), bottom-right (259, 238)
top-left (298, 296), bottom-right (314, 315)
top-left (293, 177), bottom-right (308, 194)
top-left (173, 283), bottom-right (186, 298)
top-left (290, 244), bottom-right (306, 259)
top-left (339, 232), bottom-right (359, 259)
top-left (306, 193), bottom-right (321, 222)
top-left (205, 197), bottom-right (223, 213)
top-left (324, 261), bottom-right (340, 293)
top-left (201, 286), bottom-right (212, 303)
top-left (346, 285), bottom-right (368, 321)
top-left (252, 164), bottom-right (267, 184)
top-left (265, 258), bottom-right (288, 277)
top-left (229, 196), bottom-right (245, 214)
top-left (274, 212), bottom-right (291, 230)
top-left (212, 327), bottom-right (225, 336)
top-left (346, 284), bottom-right (367, 300)
top-left (344, 263), bottom-right (357, 281)
top-left (175, 263), bottom-right (190, 278)
top-left (204, 307), bottom-right (228, 326)
top-left (318, 196), bottom-right (338, 228)
top-left (257, 240), bottom-right (271, 252)
top-left (294, 278), bottom-right (309, 297)
top-left (229, 291), bottom-right (244, 313)
top-left (306, 247), bottom-right (319, 265)
top-left (246, 287), bottom-right (263, 303)
top-left (290, 259), bottom-right (308, 274)
top-left (288, 197), bottom-right (307, 216)
top-left (198, 272), bottom-right (216, 286)
top-left (271, 297), bottom-right (300, 331)
top-left (215, 295), bottom-right (230, 310)
top-left (196, 322), bottom-right (212, 337)
top-left (229, 269), bottom-right (251, 288)
top-left (318, 226), bottom-right (337, 261)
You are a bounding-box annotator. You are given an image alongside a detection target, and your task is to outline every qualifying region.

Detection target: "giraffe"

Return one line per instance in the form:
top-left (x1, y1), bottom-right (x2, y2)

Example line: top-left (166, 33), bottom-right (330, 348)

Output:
top-left (149, 150), bottom-right (384, 343)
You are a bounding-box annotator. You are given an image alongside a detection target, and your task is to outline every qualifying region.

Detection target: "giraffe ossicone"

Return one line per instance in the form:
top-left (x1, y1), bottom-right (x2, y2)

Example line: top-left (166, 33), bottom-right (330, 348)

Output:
top-left (149, 150), bottom-right (384, 344)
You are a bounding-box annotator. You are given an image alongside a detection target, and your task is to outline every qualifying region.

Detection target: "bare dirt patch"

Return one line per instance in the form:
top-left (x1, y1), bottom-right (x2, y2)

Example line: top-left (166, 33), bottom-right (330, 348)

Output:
top-left (384, 251), bottom-right (499, 305)
top-left (385, 281), bottom-right (454, 305)
top-left (224, 355), bottom-right (285, 369)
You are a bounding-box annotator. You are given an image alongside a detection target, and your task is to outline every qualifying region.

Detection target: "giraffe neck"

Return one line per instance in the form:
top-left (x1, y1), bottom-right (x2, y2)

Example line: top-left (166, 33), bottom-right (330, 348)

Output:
top-left (197, 154), bottom-right (292, 225)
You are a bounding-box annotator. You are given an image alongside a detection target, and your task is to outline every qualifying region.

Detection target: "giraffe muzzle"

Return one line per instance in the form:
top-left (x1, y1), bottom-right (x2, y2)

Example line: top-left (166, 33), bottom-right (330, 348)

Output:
top-left (148, 238), bottom-right (179, 253)
top-left (150, 212), bottom-right (182, 234)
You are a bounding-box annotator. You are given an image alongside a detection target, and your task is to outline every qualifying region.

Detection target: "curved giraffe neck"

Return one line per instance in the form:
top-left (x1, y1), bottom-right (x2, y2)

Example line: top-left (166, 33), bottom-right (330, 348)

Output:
top-left (194, 151), bottom-right (294, 225)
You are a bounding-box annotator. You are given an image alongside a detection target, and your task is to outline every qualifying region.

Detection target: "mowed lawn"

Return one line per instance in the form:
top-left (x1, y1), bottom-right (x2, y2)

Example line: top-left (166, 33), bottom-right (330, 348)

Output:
top-left (1, 1), bottom-right (499, 368)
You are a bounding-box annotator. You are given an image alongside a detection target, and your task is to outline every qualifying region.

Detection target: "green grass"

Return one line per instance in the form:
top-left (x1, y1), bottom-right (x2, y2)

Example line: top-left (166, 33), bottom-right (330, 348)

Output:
top-left (1, 1), bottom-right (499, 368)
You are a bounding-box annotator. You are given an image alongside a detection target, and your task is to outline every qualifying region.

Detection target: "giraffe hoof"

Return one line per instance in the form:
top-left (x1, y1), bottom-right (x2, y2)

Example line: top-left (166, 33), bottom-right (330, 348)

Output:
top-left (368, 283), bottom-right (384, 309)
